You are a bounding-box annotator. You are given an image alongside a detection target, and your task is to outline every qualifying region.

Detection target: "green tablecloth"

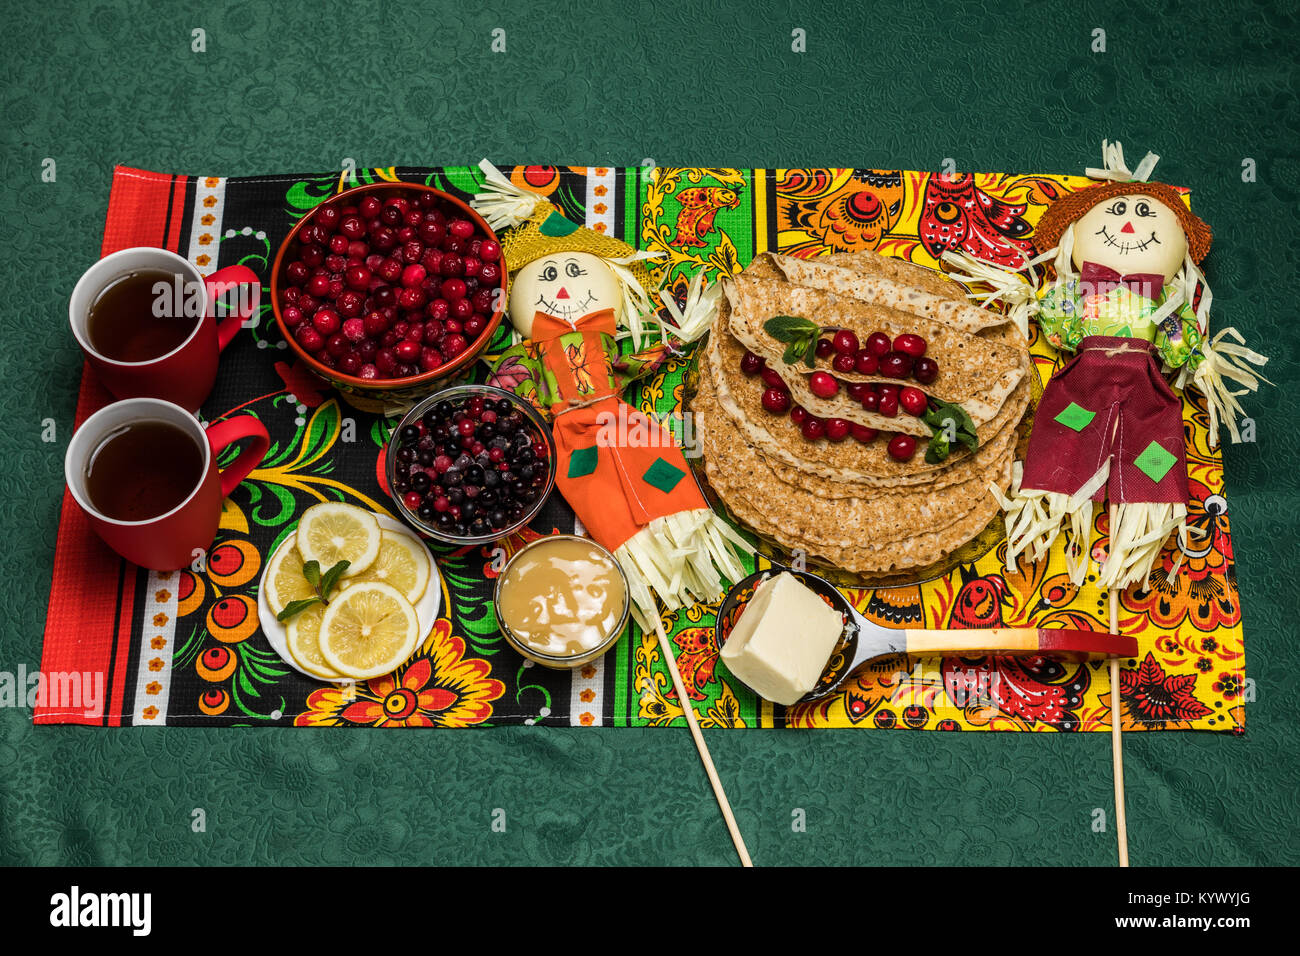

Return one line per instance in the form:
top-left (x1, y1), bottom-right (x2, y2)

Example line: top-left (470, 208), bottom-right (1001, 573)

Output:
top-left (2, 0), bottom-right (1296, 865)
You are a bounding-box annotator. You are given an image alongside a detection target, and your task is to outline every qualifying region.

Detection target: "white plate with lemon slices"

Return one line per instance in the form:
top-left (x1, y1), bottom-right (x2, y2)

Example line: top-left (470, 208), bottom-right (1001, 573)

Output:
top-left (257, 502), bottom-right (441, 684)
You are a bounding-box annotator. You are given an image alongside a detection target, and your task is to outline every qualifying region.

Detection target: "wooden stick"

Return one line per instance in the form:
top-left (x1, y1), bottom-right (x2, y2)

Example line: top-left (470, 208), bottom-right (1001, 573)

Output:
top-left (1108, 506), bottom-right (1130, 868)
top-left (651, 612), bottom-right (753, 867)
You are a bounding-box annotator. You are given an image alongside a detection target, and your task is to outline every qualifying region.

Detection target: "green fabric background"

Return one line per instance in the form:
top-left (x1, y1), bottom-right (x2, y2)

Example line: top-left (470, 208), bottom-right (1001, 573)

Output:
top-left (2, 0), bottom-right (1297, 866)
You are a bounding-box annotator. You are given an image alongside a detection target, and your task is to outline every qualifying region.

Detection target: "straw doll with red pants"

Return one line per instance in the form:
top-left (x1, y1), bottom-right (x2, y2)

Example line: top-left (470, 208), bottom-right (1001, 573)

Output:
top-left (945, 144), bottom-right (1269, 590)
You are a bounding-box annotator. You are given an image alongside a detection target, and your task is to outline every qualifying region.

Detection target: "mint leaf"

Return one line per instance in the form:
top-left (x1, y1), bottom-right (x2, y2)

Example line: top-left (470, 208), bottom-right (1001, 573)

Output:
top-left (924, 433), bottom-right (951, 465)
top-left (319, 560), bottom-right (351, 601)
top-left (301, 560), bottom-right (322, 590)
top-left (763, 315), bottom-right (818, 341)
top-left (802, 337), bottom-right (818, 368)
top-left (782, 338), bottom-right (806, 365)
top-left (276, 597), bottom-right (321, 622)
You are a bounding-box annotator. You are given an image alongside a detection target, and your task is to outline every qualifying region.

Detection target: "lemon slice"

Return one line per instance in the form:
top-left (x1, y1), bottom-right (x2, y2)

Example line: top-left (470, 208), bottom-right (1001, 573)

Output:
top-left (338, 529), bottom-right (431, 604)
top-left (286, 604), bottom-right (344, 681)
top-left (296, 503), bottom-right (381, 577)
top-left (264, 536), bottom-right (315, 614)
top-left (318, 581), bottom-right (419, 680)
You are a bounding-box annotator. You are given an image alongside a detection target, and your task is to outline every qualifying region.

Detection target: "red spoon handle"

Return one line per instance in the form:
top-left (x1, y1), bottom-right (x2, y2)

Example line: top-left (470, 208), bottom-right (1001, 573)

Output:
top-left (903, 627), bottom-right (1136, 661)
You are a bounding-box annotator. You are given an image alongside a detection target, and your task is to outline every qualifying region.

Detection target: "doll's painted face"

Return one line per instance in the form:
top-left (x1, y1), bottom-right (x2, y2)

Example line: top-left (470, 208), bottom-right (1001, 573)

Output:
top-left (1072, 193), bottom-right (1189, 282)
top-left (508, 252), bottom-right (621, 337)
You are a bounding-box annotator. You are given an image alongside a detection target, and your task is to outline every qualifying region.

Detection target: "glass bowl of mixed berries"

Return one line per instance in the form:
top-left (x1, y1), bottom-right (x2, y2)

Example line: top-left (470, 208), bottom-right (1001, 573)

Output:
top-left (385, 384), bottom-right (556, 544)
top-left (271, 182), bottom-right (507, 412)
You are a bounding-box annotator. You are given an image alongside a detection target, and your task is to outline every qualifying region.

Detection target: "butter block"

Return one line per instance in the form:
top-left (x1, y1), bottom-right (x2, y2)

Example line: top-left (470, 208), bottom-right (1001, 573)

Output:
top-left (719, 572), bottom-right (844, 705)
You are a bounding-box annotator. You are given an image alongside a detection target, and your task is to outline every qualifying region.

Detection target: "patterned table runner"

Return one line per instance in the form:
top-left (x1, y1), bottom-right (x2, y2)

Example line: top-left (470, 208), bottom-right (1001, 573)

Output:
top-left (36, 164), bottom-right (1246, 731)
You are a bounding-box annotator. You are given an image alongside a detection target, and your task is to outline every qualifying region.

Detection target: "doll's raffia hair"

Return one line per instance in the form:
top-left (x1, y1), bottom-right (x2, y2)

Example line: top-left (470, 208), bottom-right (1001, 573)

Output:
top-left (1034, 180), bottom-right (1212, 264)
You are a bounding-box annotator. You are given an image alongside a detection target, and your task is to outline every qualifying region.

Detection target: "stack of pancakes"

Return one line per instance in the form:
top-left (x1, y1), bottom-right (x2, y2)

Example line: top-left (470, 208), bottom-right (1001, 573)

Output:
top-left (691, 251), bottom-right (1032, 574)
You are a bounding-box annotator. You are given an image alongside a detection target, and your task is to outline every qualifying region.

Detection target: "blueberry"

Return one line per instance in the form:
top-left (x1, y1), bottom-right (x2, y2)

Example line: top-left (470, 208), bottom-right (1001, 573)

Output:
top-left (410, 472), bottom-right (430, 493)
top-left (400, 424), bottom-right (420, 443)
top-left (396, 446), bottom-right (415, 463)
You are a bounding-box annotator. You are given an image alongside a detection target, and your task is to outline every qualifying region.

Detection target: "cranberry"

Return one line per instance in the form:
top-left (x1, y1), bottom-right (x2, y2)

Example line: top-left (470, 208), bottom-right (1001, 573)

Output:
top-left (403, 491), bottom-right (423, 511)
top-left (315, 205), bottom-right (340, 230)
top-left (427, 298), bottom-right (450, 321)
top-left (854, 350), bottom-right (879, 376)
top-left (464, 315), bottom-right (486, 338)
top-left (479, 262), bottom-right (502, 286)
top-left (328, 234), bottom-right (349, 255)
top-left (418, 220), bottom-right (446, 245)
top-left (363, 311), bottom-right (388, 337)
top-left (337, 290), bottom-right (364, 317)
top-left (326, 333), bottom-right (348, 357)
top-left (860, 390), bottom-right (880, 412)
top-left (831, 330), bottom-right (860, 356)
top-left (740, 351), bottom-right (764, 376)
top-left (420, 347), bottom-right (445, 371)
top-left (851, 424), bottom-right (878, 443)
top-left (306, 274), bottom-right (331, 297)
top-left (286, 261), bottom-right (310, 284)
top-left (832, 353), bottom-right (856, 374)
top-left (424, 320), bottom-right (445, 343)
top-left (312, 309), bottom-right (341, 336)
top-left (422, 248), bottom-right (444, 274)
top-left (814, 339), bottom-right (835, 360)
top-left (444, 319), bottom-right (462, 335)
top-left (299, 245), bottom-right (324, 267)
top-left (338, 352), bottom-right (362, 375)
top-left (401, 263), bottom-right (427, 288)
top-left (880, 351), bottom-right (913, 378)
top-left (442, 334), bottom-right (467, 357)
top-left (347, 240), bottom-right (370, 260)
top-left (376, 349), bottom-right (398, 375)
top-left (340, 215), bottom-right (365, 240)
top-left (296, 326), bottom-right (324, 352)
top-left (453, 297), bottom-right (474, 320)
top-left (442, 279), bottom-right (467, 301)
top-left (462, 256), bottom-right (482, 278)
top-left (790, 406), bottom-right (809, 425)
top-left (865, 331), bottom-right (892, 357)
top-left (900, 386), bottom-right (928, 416)
top-left (342, 318), bottom-right (366, 342)
top-left (471, 288), bottom-right (494, 313)
top-left (824, 418), bottom-right (851, 442)
top-left (800, 417), bottom-right (826, 441)
top-left (913, 356), bottom-right (940, 385)
top-left (405, 322), bottom-right (425, 342)
top-left (479, 240), bottom-right (501, 262)
top-left (894, 334), bottom-right (927, 358)
top-left (449, 219), bottom-right (475, 240)
top-left (809, 371), bottom-right (839, 398)
top-left (359, 195), bottom-right (383, 219)
top-left (845, 382), bottom-right (871, 402)
top-left (282, 306), bottom-right (304, 327)
top-left (358, 364), bottom-right (379, 380)
top-left (761, 387), bottom-right (791, 414)
top-left (397, 286), bottom-right (427, 311)
top-left (878, 391), bottom-right (900, 417)
top-left (887, 434), bottom-right (917, 461)
top-left (760, 367), bottom-right (785, 389)
top-left (373, 228), bottom-right (398, 251)
top-left (440, 254), bottom-right (463, 277)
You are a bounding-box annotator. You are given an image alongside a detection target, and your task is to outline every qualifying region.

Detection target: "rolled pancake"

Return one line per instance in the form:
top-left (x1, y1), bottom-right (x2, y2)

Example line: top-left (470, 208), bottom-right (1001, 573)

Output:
top-left (767, 252), bottom-right (1008, 334)
top-left (695, 365), bottom-right (1011, 572)
top-left (706, 300), bottom-right (1030, 484)
top-left (725, 276), bottom-right (1024, 425)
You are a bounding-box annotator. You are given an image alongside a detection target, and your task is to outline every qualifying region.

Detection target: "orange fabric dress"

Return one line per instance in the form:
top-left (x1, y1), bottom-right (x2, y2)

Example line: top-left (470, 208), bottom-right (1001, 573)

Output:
top-left (530, 309), bottom-right (709, 553)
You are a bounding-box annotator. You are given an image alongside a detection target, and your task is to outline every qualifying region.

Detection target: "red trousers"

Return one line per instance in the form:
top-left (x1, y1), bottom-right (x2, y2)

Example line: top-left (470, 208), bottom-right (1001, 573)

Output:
top-left (1021, 337), bottom-right (1188, 504)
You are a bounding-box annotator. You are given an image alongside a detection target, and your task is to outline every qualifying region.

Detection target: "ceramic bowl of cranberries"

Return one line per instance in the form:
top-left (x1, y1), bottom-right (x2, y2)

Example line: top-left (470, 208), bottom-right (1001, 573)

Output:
top-left (271, 183), bottom-right (507, 413)
top-left (385, 385), bottom-right (556, 545)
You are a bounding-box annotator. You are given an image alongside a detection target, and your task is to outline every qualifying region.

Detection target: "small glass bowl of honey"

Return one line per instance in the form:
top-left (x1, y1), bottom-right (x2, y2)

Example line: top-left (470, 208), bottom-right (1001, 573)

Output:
top-left (494, 534), bottom-right (630, 668)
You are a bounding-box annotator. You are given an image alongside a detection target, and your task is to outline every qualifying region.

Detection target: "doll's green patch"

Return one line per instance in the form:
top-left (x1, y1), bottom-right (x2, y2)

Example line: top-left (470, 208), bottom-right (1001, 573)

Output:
top-left (1134, 441), bottom-right (1178, 482)
top-left (642, 457), bottom-right (685, 493)
top-left (568, 446), bottom-right (599, 478)
top-left (1054, 402), bottom-right (1096, 432)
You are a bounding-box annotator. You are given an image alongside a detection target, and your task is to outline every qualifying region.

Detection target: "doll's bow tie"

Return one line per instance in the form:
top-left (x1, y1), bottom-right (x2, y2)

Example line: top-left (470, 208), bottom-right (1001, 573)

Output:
top-left (1080, 261), bottom-right (1165, 299)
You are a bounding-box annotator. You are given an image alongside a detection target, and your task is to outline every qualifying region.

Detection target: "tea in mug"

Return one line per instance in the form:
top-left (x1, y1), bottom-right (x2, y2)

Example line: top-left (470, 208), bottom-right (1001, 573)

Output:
top-left (84, 420), bottom-right (205, 522)
top-left (87, 269), bottom-right (198, 362)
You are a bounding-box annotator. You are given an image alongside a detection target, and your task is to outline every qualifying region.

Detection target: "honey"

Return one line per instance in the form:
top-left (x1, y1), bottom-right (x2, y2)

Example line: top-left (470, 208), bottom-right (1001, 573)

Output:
top-left (496, 535), bottom-right (629, 664)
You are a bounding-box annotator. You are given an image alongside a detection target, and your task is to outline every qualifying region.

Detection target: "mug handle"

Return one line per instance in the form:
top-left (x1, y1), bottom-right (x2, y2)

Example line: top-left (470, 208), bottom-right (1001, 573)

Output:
top-left (205, 265), bottom-right (262, 352)
top-left (206, 415), bottom-right (270, 499)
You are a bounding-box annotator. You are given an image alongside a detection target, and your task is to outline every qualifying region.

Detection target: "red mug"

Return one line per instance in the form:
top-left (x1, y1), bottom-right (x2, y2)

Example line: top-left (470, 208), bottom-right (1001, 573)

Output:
top-left (69, 247), bottom-right (260, 411)
top-left (65, 398), bottom-right (270, 570)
